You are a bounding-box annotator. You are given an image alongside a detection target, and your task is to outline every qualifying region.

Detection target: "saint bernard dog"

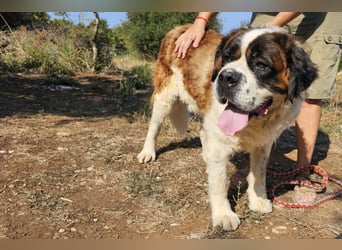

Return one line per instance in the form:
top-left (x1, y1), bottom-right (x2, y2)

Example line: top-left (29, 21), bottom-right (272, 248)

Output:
top-left (137, 24), bottom-right (318, 230)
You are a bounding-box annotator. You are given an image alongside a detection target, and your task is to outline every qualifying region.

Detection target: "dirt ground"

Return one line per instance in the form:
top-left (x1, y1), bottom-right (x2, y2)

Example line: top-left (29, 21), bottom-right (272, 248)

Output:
top-left (0, 72), bottom-right (341, 239)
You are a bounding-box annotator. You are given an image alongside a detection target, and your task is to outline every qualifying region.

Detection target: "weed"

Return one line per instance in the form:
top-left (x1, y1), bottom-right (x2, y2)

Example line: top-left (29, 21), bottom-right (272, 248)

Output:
top-left (247, 210), bottom-right (264, 221)
top-left (125, 169), bottom-right (164, 201)
top-left (26, 191), bottom-right (61, 211)
top-left (240, 205), bottom-right (264, 222)
top-left (232, 180), bottom-right (243, 204)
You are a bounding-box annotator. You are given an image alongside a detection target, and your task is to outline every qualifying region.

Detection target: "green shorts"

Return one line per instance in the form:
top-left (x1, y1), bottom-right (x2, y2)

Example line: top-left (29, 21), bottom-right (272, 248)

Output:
top-left (250, 12), bottom-right (342, 99)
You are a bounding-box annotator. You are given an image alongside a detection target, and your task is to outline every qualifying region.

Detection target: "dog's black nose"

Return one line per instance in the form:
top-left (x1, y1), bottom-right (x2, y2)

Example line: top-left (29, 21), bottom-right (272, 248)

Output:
top-left (218, 69), bottom-right (241, 87)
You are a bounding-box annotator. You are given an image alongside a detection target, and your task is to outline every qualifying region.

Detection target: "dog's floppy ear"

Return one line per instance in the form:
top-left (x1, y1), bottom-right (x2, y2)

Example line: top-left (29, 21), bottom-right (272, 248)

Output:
top-left (211, 46), bottom-right (223, 82)
top-left (286, 37), bottom-right (318, 101)
top-left (212, 34), bottom-right (232, 82)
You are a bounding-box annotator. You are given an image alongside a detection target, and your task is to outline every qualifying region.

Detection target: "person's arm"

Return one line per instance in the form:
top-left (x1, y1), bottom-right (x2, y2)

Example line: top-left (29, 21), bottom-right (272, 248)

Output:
top-left (265, 12), bottom-right (302, 27)
top-left (174, 12), bottom-right (302, 59)
top-left (174, 12), bottom-right (218, 59)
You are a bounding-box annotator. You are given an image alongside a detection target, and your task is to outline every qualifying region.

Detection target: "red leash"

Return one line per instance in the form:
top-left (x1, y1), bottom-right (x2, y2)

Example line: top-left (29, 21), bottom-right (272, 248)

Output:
top-left (267, 165), bottom-right (342, 208)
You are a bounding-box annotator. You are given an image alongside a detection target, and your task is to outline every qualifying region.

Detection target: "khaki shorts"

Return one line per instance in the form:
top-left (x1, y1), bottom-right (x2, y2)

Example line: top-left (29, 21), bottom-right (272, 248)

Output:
top-left (250, 12), bottom-right (342, 99)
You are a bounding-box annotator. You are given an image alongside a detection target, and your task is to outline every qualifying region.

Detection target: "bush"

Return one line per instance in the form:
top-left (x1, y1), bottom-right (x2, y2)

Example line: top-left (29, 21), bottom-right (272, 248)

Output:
top-left (0, 25), bottom-right (89, 74)
top-left (124, 12), bottom-right (222, 60)
top-left (91, 19), bottom-right (127, 71)
top-left (119, 64), bottom-right (151, 95)
top-left (0, 18), bottom-right (126, 74)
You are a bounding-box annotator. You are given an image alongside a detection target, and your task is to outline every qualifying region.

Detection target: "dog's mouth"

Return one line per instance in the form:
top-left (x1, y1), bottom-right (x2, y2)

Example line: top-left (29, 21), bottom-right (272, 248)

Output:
top-left (218, 98), bottom-right (273, 136)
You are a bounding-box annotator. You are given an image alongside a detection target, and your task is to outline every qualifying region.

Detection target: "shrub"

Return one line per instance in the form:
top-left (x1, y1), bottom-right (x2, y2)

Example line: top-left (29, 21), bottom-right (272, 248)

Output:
top-left (119, 64), bottom-right (151, 95)
top-left (0, 26), bottom-right (81, 74)
top-left (124, 12), bottom-right (222, 60)
top-left (0, 19), bottom-right (125, 74)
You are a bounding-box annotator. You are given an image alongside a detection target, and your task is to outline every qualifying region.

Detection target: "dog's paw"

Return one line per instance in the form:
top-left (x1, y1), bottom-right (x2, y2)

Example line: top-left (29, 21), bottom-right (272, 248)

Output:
top-left (137, 150), bottom-right (156, 163)
top-left (249, 197), bottom-right (273, 214)
top-left (212, 209), bottom-right (241, 231)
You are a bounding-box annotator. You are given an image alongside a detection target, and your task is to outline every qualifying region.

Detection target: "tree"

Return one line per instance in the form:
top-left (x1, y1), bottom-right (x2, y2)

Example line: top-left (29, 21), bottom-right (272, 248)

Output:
top-left (91, 12), bottom-right (100, 72)
top-left (0, 12), bottom-right (49, 30)
top-left (53, 12), bottom-right (70, 21)
top-left (123, 12), bottom-right (222, 60)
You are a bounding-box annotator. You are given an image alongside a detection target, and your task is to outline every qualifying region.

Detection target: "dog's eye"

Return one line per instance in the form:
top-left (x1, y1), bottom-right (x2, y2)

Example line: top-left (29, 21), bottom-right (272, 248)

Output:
top-left (254, 61), bottom-right (270, 71)
top-left (251, 51), bottom-right (258, 58)
top-left (223, 52), bottom-right (233, 62)
top-left (223, 43), bottom-right (240, 63)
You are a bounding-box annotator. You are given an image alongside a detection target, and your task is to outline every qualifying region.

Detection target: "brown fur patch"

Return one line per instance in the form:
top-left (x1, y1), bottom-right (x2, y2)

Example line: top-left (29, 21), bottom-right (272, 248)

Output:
top-left (152, 25), bottom-right (223, 111)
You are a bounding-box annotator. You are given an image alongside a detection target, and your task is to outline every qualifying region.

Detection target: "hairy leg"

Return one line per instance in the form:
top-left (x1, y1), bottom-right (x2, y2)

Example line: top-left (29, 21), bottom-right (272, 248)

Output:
top-left (247, 146), bottom-right (273, 213)
top-left (137, 92), bottom-right (173, 163)
top-left (201, 129), bottom-right (240, 230)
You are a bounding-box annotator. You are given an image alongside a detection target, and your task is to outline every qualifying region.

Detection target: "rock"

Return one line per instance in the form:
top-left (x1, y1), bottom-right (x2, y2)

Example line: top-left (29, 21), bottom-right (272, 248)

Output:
top-left (56, 132), bottom-right (70, 137)
top-left (57, 147), bottom-right (68, 151)
top-left (272, 226), bottom-right (288, 234)
top-left (189, 232), bottom-right (205, 239)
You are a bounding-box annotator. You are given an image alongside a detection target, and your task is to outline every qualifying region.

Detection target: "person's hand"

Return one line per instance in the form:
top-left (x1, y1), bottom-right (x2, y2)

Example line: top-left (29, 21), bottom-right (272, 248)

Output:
top-left (174, 22), bottom-right (206, 59)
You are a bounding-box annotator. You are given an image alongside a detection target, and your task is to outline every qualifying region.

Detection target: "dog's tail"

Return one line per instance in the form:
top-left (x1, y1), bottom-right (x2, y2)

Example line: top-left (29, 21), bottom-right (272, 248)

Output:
top-left (169, 99), bottom-right (189, 136)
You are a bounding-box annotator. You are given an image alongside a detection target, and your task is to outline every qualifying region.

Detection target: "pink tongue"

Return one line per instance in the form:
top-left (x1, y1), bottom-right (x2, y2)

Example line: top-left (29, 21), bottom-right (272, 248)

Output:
top-left (218, 106), bottom-right (249, 136)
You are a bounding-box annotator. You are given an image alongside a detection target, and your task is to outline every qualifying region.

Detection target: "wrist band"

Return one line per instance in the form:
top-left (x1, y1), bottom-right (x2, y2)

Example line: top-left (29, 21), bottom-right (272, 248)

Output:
top-left (196, 16), bottom-right (209, 24)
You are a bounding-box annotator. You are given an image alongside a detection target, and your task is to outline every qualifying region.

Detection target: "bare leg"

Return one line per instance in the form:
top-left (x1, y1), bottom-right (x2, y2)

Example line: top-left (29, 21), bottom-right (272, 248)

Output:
top-left (295, 99), bottom-right (322, 168)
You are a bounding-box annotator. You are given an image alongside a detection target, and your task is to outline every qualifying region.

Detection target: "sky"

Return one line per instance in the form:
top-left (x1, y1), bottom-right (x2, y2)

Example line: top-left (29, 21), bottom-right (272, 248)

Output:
top-left (48, 12), bottom-right (252, 34)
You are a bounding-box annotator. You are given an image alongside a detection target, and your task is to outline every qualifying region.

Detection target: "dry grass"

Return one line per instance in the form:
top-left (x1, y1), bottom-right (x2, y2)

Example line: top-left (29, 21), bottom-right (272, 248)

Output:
top-left (321, 73), bottom-right (342, 138)
top-left (0, 26), bottom-right (100, 74)
top-left (330, 72), bottom-right (342, 104)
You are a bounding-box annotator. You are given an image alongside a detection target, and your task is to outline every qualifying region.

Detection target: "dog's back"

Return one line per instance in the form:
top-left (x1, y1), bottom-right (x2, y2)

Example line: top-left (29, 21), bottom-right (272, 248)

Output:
top-left (152, 25), bottom-right (223, 115)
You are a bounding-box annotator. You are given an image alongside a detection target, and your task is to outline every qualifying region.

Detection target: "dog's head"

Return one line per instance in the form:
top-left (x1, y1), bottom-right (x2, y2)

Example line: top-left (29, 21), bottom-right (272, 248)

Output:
top-left (212, 26), bottom-right (318, 136)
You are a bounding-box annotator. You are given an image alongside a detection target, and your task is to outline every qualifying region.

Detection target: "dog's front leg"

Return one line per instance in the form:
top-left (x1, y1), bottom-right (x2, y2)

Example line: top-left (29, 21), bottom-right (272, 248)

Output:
top-left (247, 145), bottom-right (273, 213)
top-left (137, 93), bottom-right (171, 163)
top-left (201, 130), bottom-right (240, 231)
top-left (207, 161), bottom-right (241, 230)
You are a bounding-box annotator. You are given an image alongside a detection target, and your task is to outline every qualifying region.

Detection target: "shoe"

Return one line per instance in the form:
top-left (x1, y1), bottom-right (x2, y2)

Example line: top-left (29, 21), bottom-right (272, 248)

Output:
top-left (292, 185), bottom-right (317, 206)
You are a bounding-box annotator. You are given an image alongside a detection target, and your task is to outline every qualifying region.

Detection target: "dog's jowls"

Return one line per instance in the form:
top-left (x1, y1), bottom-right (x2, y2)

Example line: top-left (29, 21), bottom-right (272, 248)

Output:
top-left (137, 24), bottom-right (317, 230)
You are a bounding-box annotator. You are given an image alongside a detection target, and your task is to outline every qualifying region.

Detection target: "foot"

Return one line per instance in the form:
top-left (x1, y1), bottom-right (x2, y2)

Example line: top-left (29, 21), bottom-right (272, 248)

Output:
top-left (137, 148), bottom-right (156, 163)
top-left (248, 197), bottom-right (273, 213)
top-left (212, 208), bottom-right (241, 231)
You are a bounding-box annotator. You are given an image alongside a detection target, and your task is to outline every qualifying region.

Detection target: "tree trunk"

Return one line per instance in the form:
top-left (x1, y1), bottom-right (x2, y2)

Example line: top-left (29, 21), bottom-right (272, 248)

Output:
top-left (91, 12), bottom-right (100, 72)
